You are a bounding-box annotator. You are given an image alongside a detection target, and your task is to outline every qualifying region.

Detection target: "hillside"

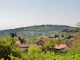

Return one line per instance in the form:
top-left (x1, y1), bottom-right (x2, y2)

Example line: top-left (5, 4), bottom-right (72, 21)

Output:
top-left (0, 25), bottom-right (76, 38)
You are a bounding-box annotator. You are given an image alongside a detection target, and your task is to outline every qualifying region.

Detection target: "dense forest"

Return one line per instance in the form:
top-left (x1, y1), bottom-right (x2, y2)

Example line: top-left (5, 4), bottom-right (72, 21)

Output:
top-left (0, 25), bottom-right (77, 38)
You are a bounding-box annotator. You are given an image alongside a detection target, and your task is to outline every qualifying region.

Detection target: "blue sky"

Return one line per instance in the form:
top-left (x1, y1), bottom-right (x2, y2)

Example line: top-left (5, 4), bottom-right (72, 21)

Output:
top-left (0, 0), bottom-right (80, 30)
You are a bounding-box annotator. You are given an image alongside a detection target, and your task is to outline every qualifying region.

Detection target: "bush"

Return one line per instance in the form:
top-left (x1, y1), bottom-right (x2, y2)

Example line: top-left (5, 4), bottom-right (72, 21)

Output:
top-left (27, 45), bottom-right (42, 60)
top-left (0, 37), bottom-right (23, 60)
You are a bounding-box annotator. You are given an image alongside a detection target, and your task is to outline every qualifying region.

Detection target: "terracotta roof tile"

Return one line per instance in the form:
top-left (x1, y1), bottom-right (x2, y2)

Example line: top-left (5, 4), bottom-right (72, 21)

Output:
top-left (17, 44), bottom-right (35, 48)
top-left (54, 44), bottom-right (67, 49)
top-left (42, 38), bottom-right (50, 42)
top-left (38, 45), bottom-right (43, 49)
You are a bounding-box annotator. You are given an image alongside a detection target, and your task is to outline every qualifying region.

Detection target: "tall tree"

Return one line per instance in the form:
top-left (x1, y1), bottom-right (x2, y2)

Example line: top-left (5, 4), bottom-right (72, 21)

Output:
top-left (11, 33), bottom-right (15, 37)
top-left (75, 22), bottom-right (80, 40)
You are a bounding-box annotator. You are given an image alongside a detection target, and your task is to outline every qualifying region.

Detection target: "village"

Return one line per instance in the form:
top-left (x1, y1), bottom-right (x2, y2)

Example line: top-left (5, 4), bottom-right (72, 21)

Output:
top-left (0, 29), bottom-right (80, 60)
top-left (12, 33), bottom-right (74, 52)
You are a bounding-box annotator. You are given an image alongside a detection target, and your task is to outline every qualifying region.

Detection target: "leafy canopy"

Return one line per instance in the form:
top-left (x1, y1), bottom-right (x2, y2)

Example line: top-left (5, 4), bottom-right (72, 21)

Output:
top-left (0, 37), bottom-right (23, 60)
top-left (44, 38), bottom-right (60, 51)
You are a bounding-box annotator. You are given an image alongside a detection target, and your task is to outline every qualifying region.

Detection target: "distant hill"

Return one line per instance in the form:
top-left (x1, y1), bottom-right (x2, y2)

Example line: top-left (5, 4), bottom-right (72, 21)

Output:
top-left (0, 25), bottom-right (76, 38)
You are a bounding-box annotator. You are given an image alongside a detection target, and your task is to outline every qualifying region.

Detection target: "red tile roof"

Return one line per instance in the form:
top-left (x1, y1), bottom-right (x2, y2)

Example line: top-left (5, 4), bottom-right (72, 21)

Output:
top-left (17, 44), bottom-right (35, 48)
top-left (70, 38), bottom-right (74, 40)
top-left (54, 44), bottom-right (67, 49)
top-left (42, 38), bottom-right (50, 42)
top-left (38, 45), bottom-right (43, 49)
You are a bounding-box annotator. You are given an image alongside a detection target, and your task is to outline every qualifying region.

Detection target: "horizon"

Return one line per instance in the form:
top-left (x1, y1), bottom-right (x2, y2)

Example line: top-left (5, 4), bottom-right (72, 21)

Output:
top-left (0, 0), bottom-right (80, 30)
top-left (0, 24), bottom-right (76, 31)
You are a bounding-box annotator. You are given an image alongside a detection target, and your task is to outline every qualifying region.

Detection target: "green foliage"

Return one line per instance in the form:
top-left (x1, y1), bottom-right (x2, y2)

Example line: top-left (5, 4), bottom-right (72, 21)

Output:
top-left (27, 45), bottom-right (42, 60)
top-left (48, 53), bottom-right (80, 60)
top-left (66, 35), bottom-right (73, 39)
top-left (28, 45), bottom-right (42, 55)
top-left (0, 37), bottom-right (23, 60)
top-left (44, 38), bottom-right (60, 51)
top-left (27, 50), bottom-right (52, 60)
top-left (61, 34), bottom-right (64, 37)
top-left (1, 38), bottom-right (80, 60)
top-left (67, 43), bottom-right (80, 56)
top-left (0, 28), bottom-right (80, 60)
top-left (55, 34), bottom-right (59, 38)
top-left (44, 42), bottom-right (50, 51)
top-left (14, 37), bottom-right (19, 41)
top-left (1, 55), bottom-right (22, 60)
top-left (0, 25), bottom-right (75, 38)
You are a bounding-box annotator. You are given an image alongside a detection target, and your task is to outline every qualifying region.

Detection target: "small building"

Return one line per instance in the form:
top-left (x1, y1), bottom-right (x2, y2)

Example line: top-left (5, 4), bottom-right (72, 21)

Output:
top-left (36, 39), bottom-right (70, 52)
top-left (36, 38), bottom-right (50, 46)
top-left (17, 44), bottom-right (35, 52)
top-left (54, 44), bottom-right (70, 52)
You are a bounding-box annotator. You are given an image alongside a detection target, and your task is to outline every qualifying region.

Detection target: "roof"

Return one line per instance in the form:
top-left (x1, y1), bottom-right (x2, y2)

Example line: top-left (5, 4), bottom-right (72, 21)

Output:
top-left (70, 38), bottom-right (74, 40)
top-left (15, 41), bottom-right (21, 45)
top-left (54, 44), bottom-right (67, 49)
top-left (59, 37), bottom-right (64, 40)
top-left (48, 36), bottom-right (55, 38)
top-left (17, 44), bottom-right (35, 48)
top-left (38, 45), bottom-right (43, 49)
top-left (41, 38), bottom-right (50, 42)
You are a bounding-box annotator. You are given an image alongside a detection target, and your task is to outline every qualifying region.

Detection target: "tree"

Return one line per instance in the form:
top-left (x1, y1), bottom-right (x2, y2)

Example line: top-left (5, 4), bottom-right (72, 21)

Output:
top-left (44, 42), bottom-right (50, 51)
top-left (27, 45), bottom-right (42, 60)
top-left (67, 35), bottom-right (73, 39)
top-left (14, 33), bottom-right (17, 37)
top-left (0, 37), bottom-right (23, 60)
top-left (74, 22), bottom-right (80, 40)
top-left (76, 22), bottom-right (80, 32)
top-left (61, 35), bottom-right (64, 37)
top-left (44, 38), bottom-right (60, 52)
top-left (69, 22), bottom-right (80, 51)
top-left (11, 33), bottom-right (15, 37)
top-left (14, 37), bottom-right (19, 41)
top-left (55, 34), bottom-right (59, 38)
top-left (10, 33), bottom-right (17, 37)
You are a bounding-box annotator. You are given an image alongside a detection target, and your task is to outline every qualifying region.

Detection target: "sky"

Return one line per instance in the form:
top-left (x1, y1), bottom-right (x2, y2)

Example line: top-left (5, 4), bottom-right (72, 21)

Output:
top-left (0, 0), bottom-right (80, 30)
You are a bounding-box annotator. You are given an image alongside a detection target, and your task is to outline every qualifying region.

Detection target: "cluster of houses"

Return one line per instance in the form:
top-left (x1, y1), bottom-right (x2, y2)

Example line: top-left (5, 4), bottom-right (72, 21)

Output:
top-left (15, 34), bottom-right (71, 52)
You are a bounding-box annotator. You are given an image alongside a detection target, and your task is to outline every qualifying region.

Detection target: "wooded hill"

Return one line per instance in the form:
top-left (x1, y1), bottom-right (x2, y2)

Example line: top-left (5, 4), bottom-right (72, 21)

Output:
top-left (0, 25), bottom-right (77, 38)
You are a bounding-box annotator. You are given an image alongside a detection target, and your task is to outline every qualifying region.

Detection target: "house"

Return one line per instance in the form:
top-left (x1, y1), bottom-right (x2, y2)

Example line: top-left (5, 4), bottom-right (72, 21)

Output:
top-left (17, 44), bottom-right (35, 52)
top-left (54, 44), bottom-right (70, 52)
top-left (36, 38), bottom-right (50, 46)
top-left (17, 43), bottom-right (43, 52)
top-left (36, 38), bottom-right (70, 52)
